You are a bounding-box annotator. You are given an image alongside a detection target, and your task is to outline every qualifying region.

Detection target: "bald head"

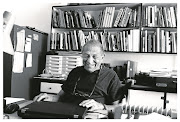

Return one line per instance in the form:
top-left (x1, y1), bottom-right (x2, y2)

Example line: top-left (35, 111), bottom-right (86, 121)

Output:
top-left (82, 40), bottom-right (104, 54)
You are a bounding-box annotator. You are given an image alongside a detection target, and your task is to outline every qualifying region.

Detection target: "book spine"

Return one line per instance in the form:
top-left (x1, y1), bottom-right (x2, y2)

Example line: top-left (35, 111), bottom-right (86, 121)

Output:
top-left (119, 32), bottom-right (123, 51)
top-left (124, 8), bottom-right (132, 27)
top-left (132, 29), bottom-right (140, 52)
top-left (161, 29), bottom-right (165, 53)
top-left (136, 5), bottom-right (141, 27)
top-left (165, 31), bottom-right (170, 53)
top-left (144, 30), bottom-right (148, 52)
top-left (60, 33), bottom-right (64, 50)
top-left (170, 6), bottom-right (176, 27)
top-left (102, 7), bottom-right (108, 28)
top-left (113, 8), bottom-right (123, 27)
top-left (156, 28), bottom-right (160, 52)
top-left (105, 7), bottom-right (111, 28)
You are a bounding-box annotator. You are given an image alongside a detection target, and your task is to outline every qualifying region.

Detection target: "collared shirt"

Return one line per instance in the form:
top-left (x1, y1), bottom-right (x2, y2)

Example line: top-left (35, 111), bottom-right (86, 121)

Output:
top-left (61, 66), bottom-right (124, 105)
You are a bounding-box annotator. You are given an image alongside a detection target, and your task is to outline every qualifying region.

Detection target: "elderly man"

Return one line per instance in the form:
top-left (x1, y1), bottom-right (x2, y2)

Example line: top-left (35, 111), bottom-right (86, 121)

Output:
top-left (34, 39), bottom-right (129, 118)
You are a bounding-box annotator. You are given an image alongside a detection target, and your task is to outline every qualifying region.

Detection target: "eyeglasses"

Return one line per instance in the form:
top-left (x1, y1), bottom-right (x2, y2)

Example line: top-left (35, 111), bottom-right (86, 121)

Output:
top-left (82, 54), bottom-right (103, 60)
top-left (71, 67), bottom-right (101, 99)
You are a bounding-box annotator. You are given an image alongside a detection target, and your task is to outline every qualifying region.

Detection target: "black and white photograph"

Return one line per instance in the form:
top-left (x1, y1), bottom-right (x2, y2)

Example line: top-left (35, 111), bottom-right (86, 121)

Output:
top-left (1, 0), bottom-right (179, 120)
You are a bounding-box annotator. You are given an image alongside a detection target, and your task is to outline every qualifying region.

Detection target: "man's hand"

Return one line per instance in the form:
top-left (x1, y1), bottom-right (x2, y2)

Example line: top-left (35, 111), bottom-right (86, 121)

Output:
top-left (33, 93), bottom-right (52, 102)
top-left (79, 99), bottom-right (105, 111)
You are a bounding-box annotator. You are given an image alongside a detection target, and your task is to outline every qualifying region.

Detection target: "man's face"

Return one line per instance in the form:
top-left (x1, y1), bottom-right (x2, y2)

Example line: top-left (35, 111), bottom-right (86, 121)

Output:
top-left (82, 45), bottom-right (104, 73)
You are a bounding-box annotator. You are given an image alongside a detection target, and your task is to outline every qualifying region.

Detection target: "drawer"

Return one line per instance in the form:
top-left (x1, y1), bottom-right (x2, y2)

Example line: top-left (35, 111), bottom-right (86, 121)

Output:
top-left (40, 82), bottom-right (62, 94)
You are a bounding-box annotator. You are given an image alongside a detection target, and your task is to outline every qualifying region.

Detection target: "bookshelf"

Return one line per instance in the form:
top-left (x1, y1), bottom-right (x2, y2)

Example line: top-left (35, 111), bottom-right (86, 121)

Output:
top-left (48, 3), bottom-right (177, 54)
top-left (141, 3), bottom-right (177, 54)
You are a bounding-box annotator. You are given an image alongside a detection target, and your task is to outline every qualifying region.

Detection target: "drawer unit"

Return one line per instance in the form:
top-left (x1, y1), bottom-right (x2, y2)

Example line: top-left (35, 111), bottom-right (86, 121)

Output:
top-left (40, 82), bottom-right (62, 94)
top-left (45, 55), bottom-right (83, 78)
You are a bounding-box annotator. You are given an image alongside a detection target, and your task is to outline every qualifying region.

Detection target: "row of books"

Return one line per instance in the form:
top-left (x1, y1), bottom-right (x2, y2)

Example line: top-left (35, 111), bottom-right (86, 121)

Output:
top-left (113, 6), bottom-right (141, 28)
top-left (142, 5), bottom-right (177, 27)
top-left (52, 8), bottom-right (96, 28)
top-left (141, 29), bottom-right (177, 53)
top-left (52, 5), bottom-right (141, 29)
top-left (50, 29), bottom-right (140, 52)
top-left (97, 7), bottom-right (115, 28)
top-left (100, 29), bottom-right (140, 52)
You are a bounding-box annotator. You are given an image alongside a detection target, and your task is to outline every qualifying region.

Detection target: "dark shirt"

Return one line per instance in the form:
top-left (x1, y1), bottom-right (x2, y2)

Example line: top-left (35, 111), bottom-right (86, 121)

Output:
top-left (61, 66), bottom-right (124, 105)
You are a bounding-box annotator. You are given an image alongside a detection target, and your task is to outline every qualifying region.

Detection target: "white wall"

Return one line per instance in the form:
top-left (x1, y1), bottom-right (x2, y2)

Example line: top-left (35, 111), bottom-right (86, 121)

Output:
top-left (104, 52), bottom-right (177, 72)
top-left (2, 0), bottom-right (67, 34)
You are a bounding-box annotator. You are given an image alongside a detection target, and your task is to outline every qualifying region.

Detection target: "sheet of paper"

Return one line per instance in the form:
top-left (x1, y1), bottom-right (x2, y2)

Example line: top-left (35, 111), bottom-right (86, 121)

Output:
top-left (12, 51), bottom-right (24, 73)
top-left (16, 29), bottom-right (25, 52)
top-left (33, 33), bottom-right (39, 41)
top-left (4, 97), bottom-right (25, 105)
top-left (24, 37), bottom-right (32, 52)
top-left (28, 35), bottom-right (32, 38)
top-left (26, 53), bottom-right (32, 67)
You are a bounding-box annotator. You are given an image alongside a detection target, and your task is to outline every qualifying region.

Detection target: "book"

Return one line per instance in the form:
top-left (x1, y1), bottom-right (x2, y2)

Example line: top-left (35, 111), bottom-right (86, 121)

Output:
top-left (105, 7), bottom-right (110, 27)
top-left (147, 34), bottom-right (152, 52)
top-left (152, 33), bottom-right (156, 52)
top-left (126, 60), bottom-right (137, 78)
top-left (161, 29), bottom-right (165, 53)
top-left (125, 31), bottom-right (129, 51)
top-left (170, 6), bottom-right (176, 27)
top-left (162, 7), bottom-right (168, 27)
top-left (116, 32), bottom-right (121, 51)
top-left (102, 7), bottom-right (109, 27)
top-left (113, 8), bottom-right (124, 27)
top-left (165, 31), bottom-right (170, 53)
top-left (122, 31), bottom-right (126, 51)
top-left (136, 5), bottom-right (141, 27)
top-left (69, 11), bottom-right (75, 28)
top-left (100, 32), bottom-right (107, 51)
top-left (119, 7), bottom-right (130, 27)
top-left (78, 30), bottom-right (86, 49)
top-left (156, 28), bottom-right (160, 52)
top-left (58, 9), bottom-right (66, 28)
top-left (59, 33), bottom-right (64, 50)
top-left (170, 32), bottom-right (177, 53)
top-left (109, 7), bottom-right (115, 27)
top-left (133, 8), bottom-right (137, 27)
top-left (73, 10), bottom-right (81, 28)
top-left (107, 32), bottom-right (112, 51)
top-left (56, 33), bottom-right (60, 50)
top-left (78, 9), bottom-right (86, 28)
top-left (123, 8), bottom-right (132, 27)
top-left (119, 32), bottom-right (123, 51)
top-left (64, 32), bottom-right (68, 50)
top-left (67, 32), bottom-right (71, 50)
top-left (64, 11), bottom-right (70, 28)
top-left (147, 6), bottom-right (152, 27)
top-left (52, 8), bottom-right (58, 28)
top-left (73, 30), bottom-right (79, 50)
top-left (144, 30), bottom-right (148, 52)
top-left (154, 5), bottom-right (158, 27)
top-left (132, 29), bottom-right (140, 52)
top-left (151, 6), bottom-right (155, 27)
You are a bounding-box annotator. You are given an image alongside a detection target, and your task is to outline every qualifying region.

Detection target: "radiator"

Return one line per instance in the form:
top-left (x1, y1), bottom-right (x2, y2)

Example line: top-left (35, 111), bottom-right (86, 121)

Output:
top-left (118, 104), bottom-right (177, 119)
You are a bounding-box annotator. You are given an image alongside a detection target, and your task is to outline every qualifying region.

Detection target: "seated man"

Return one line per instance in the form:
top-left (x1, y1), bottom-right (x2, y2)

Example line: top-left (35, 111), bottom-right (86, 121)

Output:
top-left (34, 39), bottom-right (130, 118)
